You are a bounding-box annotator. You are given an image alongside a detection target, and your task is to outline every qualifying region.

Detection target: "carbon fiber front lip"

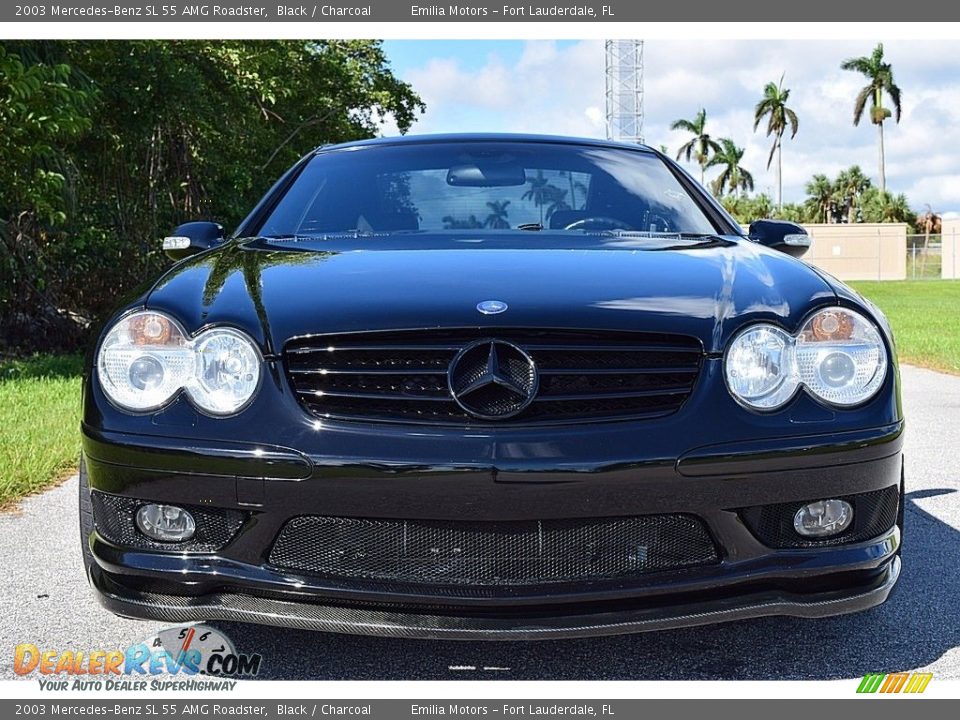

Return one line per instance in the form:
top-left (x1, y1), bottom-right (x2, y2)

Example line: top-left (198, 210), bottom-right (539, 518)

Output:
top-left (89, 556), bottom-right (900, 641)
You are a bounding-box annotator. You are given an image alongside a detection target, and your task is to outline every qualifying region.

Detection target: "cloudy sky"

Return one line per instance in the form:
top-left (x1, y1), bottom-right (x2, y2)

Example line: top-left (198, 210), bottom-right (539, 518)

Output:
top-left (380, 40), bottom-right (957, 213)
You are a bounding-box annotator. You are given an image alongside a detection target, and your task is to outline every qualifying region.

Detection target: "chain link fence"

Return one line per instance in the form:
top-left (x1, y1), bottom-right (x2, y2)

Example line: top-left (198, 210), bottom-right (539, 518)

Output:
top-left (907, 234), bottom-right (942, 280)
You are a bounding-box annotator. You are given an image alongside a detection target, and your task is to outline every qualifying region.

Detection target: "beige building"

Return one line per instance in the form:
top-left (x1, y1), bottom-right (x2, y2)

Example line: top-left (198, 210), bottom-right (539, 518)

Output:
top-left (798, 223), bottom-right (908, 282)
top-left (942, 218), bottom-right (960, 280)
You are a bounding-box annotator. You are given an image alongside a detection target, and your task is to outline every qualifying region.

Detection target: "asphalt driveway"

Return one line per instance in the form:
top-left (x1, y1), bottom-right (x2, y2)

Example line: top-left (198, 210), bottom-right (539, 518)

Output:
top-left (2, 364), bottom-right (958, 680)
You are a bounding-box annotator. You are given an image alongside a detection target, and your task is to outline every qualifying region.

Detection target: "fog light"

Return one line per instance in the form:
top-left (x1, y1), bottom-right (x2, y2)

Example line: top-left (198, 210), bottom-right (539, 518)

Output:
top-left (135, 504), bottom-right (196, 542)
top-left (793, 499), bottom-right (853, 538)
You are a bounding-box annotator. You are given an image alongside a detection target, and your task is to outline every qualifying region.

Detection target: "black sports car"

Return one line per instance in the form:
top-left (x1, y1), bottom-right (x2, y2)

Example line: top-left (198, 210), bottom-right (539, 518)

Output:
top-left (81, 134), bottom-right (902, 639)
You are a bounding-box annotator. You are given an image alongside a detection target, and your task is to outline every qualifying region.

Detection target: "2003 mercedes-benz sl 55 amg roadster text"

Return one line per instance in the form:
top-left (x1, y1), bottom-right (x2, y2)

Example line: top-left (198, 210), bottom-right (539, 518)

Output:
top-left (81, 134), bottom-right (903, 639)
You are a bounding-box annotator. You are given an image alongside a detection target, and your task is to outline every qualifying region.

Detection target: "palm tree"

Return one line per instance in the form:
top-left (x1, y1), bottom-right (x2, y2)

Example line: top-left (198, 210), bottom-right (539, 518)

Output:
top-left (834, 166), bottom-right (871, 223)
top-left (521, 170), bottom-right (552, 224)
top-left (484, 200), bottom-right (511, 229)
top-left (706, 139), bottom-right (754, 198)
top-left (559, 171), bottom-right (588, 209)
top-left (753, 74), bottom-right (799, 212)
top-left (804, 174), bottom-right (834, 223)
top-left (544, 187), bottom-right (571, 222)
top-left (670, 108), bottom-right (721, 186)
top-left (841, 43), bottom-right (903, 193)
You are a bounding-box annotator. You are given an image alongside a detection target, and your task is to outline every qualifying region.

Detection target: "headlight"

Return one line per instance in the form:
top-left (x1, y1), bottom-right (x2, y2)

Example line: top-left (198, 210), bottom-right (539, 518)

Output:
top-left (191, 328), bottom-right (263, 415)
top-left (96, 311), bottom-right (261, 415)
top-left (795, 308), bottom-right (887, 407)
top-left (724, 325), bottom-right (798, 409)
top-left (725, 308), bottom-right (887, 410)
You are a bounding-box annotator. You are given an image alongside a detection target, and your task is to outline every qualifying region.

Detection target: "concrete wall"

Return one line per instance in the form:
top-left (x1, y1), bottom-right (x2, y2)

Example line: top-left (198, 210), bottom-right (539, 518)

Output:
top-left (798, 223), bottom-right (908, 282)
top-left (942, 219), bottom-right (960, 280)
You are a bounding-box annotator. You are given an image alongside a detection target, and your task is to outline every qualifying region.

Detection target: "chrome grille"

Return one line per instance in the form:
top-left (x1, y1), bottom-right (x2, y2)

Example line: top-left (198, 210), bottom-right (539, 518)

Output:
top-left (284, 329), bottom-right (702, 425)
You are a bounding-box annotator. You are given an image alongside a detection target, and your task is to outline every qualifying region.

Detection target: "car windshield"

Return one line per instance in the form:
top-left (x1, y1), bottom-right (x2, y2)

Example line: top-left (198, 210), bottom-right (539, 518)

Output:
top-left (257, 141), bottom-right (718, 237)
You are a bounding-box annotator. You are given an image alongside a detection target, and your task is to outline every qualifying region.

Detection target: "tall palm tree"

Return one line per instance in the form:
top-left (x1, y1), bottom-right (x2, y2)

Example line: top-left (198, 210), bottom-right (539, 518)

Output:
top-left (559, 171), bottom-right (588, 209)
top-left (841, 43), bottom-right (903, 193)
top-left (670, 108), bottom-right (721, 186)
top-left (706, 139), bottom-right (754, 198)
top-left (521, 170), bottom-right (552, 224)
top-left (484, 200), bottom-right (511, 229)
top-left (804, 174), bottom-right (834, 223)
top-left (543, 187), bottom-right (571, 222)
top-left (753, 74), bottom-right (799, 212)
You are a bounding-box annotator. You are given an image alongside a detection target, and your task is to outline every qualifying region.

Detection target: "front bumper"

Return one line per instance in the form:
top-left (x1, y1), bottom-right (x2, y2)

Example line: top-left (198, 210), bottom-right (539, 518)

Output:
top-left (90, 554), bottom-right (900, 640)
top-left (82, 421), bottom-right (904, 640)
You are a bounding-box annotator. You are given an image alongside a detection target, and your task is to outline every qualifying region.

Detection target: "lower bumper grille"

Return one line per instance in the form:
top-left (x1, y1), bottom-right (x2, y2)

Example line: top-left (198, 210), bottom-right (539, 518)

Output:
top-left (268, 515), bottom-right (719, 586)
top-left (739, 485), bottom-right (900, 548)
top-left (90, 491), bottom-right (245, 552)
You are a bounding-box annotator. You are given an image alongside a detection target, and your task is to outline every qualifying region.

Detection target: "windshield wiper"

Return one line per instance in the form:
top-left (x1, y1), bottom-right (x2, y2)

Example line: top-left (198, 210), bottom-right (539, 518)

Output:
top-left (517, 223), bottom-right (544, 231)
top-left (605, 230), bottom-right (722, 241)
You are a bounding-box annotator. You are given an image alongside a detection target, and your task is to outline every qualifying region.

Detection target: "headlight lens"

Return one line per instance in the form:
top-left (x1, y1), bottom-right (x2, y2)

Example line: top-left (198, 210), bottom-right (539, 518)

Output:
top-left (725, 308), bottom-right (887, 410)
top-left (192, 328), bottom-right (262, 415)
top-left (96, 311), bottom-right (261, 415)
top-left (796, 309), bottom-right (887, 407)
top-left (724, 325), bottom-right (798, 409)
top-left (97, 312), bottom-right (194, 412)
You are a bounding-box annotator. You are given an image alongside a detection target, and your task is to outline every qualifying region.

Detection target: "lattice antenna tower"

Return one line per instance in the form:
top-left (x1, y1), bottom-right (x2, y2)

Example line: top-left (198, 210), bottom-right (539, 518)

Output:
top-left (605, 40), bottom-right (645, 144)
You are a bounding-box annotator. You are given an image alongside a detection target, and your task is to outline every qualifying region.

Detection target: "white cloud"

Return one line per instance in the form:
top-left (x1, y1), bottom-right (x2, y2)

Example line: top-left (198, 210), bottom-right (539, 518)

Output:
top-left (388, 40), bottom-right (959, 212)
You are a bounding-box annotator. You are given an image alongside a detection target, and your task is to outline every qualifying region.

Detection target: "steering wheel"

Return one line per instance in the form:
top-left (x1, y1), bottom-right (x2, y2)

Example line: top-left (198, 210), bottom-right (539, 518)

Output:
top-left (563, 216), bottom-right (632, 231)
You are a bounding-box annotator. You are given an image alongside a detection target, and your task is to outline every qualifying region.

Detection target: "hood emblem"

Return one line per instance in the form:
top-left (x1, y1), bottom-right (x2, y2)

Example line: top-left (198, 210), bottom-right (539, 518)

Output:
top-left (448, 339), bottom-right (538, 420)
top-left (477, 300), bottom-right (508, 315)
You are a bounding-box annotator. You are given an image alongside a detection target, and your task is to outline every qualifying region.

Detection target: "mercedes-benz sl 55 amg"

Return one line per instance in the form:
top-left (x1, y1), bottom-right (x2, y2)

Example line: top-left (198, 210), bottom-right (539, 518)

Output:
top-left (81, 134), bottom-right (903, 639)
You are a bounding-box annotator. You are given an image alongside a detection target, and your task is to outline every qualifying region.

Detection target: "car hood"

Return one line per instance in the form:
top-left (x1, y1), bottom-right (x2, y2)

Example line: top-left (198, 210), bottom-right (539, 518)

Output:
top-left (146, 232), bottom-right (837, 355)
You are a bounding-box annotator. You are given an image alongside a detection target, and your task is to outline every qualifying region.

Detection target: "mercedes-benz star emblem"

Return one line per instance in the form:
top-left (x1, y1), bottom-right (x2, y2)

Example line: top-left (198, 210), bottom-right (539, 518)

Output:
top-left (476, 300), bottom-right (508, 315)
top-left (448, 339), bottom-right (538, 420)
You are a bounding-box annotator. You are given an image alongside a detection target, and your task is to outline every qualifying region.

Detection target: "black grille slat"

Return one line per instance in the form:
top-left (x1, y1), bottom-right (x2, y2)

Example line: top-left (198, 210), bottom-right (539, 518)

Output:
top-left (290, 368), bottom-right (449, 376)
top-left (523, 343), bottom-right (701, 354)
top-left (539, 371), bottom-right (696, 396)
top-left (268, 515), bottom-right (719, 586)
top-left (284, 329), bottom-right (702, 425)
top-left (534, 387), bottom-right (691, 403)
top-left (537, 365), bottom-right (700, 375)
top-left (288, 344), bottom-right (463, 354)
top-left (531, 349), bottom-right (695, 370)
top-left (297, 389), bottom-right (452, 402)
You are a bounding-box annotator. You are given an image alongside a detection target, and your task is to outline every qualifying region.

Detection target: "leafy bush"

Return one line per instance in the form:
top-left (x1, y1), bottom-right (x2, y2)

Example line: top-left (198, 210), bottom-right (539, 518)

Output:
top-left (0, 41), bottom-right (424, 353)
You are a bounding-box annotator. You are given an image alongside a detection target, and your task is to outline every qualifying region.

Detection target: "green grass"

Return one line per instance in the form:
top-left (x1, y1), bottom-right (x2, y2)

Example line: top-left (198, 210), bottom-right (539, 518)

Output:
top-left (0, 354), bottom-right (83, 508)
top-left (850, 280), bottom-right (960, 375)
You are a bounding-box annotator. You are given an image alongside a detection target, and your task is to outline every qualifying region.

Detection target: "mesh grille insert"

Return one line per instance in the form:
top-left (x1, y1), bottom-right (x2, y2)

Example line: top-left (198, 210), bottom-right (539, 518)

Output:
top-left (90, 491), bottom-right (245, 552)
top-left (268, 515), bottom-right (719, 586)
top-left (739, 485), bottom-right (900, 548)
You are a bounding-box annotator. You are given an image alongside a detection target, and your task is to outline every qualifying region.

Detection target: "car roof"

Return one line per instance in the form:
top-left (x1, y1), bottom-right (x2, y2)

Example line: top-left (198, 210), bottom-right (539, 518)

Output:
top-left (314, 133), bottom-right (658, 155)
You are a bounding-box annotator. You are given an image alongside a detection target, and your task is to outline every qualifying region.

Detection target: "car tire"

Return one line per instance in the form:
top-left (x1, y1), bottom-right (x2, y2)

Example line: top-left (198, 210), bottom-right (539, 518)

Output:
top-left (78, 456), bottom-right (95, 576)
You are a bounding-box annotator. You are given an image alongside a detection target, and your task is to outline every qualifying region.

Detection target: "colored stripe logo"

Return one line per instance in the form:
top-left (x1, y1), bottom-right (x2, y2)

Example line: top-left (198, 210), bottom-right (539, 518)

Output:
top-left (857, 673), bottom-right (933, 694)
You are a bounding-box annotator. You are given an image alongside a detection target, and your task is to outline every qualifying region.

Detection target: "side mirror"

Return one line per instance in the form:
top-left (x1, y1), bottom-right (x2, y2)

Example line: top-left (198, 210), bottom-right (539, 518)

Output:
top-left (748, 219), bottom-right (810, 258)
top-left (162, 221), bottom-right (225, 261)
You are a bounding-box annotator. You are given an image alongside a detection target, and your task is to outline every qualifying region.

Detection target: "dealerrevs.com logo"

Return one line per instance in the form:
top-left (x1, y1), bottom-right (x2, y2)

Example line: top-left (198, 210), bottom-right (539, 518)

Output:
top-left (14, 625), bottom-right (262, 691)
top-left (857, 673), bottom-right (933, 694)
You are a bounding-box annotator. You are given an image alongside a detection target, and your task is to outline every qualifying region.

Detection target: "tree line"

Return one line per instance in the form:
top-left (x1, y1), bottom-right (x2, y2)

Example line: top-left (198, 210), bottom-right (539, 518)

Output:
top-left (668, 43), bottom-right (920, 228)
top-left (0, 40), bottom-right (424, 353)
